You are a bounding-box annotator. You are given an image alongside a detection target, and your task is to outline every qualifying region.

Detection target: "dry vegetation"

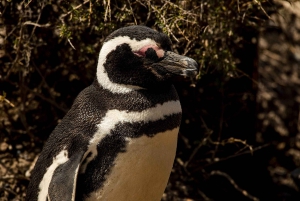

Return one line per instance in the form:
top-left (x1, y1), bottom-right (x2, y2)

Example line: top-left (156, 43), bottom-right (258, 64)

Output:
top-left (1, 0), bottom-right (300, 200)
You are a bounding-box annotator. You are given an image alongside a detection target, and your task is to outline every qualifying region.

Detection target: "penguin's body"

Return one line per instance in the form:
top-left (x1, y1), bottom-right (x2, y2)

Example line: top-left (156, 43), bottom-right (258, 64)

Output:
top-left (26, 26), bottom-right (198, 201)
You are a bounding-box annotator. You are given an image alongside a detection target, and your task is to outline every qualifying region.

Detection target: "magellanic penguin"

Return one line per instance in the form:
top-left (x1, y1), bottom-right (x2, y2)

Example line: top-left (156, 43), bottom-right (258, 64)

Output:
top-left (26, 25), bottom-right (199, 201)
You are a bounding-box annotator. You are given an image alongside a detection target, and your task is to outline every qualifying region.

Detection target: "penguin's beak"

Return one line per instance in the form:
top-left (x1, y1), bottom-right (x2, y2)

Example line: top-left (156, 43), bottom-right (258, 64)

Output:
top-left (158, 51), bottom-right (199, 78)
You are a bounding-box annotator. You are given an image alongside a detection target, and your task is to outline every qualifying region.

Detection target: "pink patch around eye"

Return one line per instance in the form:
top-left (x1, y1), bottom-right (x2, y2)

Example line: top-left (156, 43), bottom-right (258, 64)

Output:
top-left (134, 45), bottom-right (164, 58)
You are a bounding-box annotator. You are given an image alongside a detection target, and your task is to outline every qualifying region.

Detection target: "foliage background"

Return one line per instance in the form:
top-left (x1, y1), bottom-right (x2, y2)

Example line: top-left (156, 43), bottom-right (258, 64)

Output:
top-left (1, 0), bottom-right (300, 200)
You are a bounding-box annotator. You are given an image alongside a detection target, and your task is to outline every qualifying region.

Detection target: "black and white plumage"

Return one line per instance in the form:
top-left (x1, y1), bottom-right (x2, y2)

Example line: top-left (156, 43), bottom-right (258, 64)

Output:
top-left (26, 25), bottom-right (198, 201)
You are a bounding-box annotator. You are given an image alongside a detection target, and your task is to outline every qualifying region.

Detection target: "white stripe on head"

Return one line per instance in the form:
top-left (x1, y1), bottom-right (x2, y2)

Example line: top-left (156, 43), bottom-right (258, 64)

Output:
top-left (38, 149), bottom-right (69, 201)
top-left (96, 36), bottom-right (157, 94)
top-left (79, 100), bottom-right (181, 173)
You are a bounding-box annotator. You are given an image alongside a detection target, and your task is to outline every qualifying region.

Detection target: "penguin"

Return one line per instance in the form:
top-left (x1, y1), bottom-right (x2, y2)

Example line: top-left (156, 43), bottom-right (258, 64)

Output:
top-left (26, 25), bottom-right (199, 201)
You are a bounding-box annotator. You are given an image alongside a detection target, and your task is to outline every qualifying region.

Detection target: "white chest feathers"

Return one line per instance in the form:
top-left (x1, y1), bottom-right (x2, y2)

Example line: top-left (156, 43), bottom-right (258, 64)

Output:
top-left (84, 100), bottom-right (181, 201)
top-left (86, 127), bottom-right (179, 201)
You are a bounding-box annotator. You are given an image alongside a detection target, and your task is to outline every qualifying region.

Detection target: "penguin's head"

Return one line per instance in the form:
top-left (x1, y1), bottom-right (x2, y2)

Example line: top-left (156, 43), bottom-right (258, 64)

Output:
top-left (96, 25), bottom-right (198, 92)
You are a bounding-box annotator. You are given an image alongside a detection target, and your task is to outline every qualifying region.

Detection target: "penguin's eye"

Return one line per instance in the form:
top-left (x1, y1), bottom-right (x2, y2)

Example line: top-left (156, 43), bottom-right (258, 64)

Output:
top-left (133, 45), bottom-right (164, 58)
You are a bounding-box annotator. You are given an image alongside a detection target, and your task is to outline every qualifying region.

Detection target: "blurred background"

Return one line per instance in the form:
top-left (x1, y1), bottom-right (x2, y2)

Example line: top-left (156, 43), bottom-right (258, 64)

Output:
top-left (1, 0), bottom-right (300, 200)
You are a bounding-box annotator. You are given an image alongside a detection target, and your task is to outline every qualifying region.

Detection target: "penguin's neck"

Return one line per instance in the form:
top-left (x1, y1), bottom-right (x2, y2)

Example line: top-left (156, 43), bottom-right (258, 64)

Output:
top-left (92, 78), bottom-right (179, 107)
top-left (96, 62), bottom-right (146, 94)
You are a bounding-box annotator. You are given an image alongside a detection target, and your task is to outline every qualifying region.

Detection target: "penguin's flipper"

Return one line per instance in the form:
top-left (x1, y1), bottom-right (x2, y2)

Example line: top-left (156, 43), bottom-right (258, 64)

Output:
top-left (47, 149), bottom-right (85, 201)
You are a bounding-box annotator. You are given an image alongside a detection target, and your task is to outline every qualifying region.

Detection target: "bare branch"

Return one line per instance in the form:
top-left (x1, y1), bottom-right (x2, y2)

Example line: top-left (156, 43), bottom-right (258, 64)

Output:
top-left (0, 96), bottom-right (15, 107)
top-left (23, 21), bottom-right (51, 28)
top-left (67, 38), bottom-right (76, 50)
top-left (60, 0), bottom-right (90, 20)
top-left (210, 170), bottom-right (260, 201)
top-left (127, 0), bottom-right (137, 25)
top-left (104, 0), bottom-right (111, 22)
top-left (0, 187), bottom-right (18, 196)
top-left (150, 4), bottom-right (179, 42)
top-left (253, 0), bottom-right (271, 19)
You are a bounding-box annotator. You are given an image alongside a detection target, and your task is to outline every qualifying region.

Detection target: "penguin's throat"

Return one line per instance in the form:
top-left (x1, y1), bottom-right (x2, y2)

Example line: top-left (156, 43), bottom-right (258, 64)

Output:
top-left (96, 65), bottom-right (144, 94)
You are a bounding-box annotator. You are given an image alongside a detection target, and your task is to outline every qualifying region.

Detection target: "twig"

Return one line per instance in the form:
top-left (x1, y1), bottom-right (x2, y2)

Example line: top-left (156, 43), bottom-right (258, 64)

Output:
top-left (4, 21), bottom-right (24, 80)
top-left (174, 22), bottom-right (189, 42)
top-left (184, 137), bottom-right (208, 168)
top-left (0, 97), bottom-right (15, 107)
top-left (25, 154), bottom-right (39, 177)
top-left (27, 2), bottom-right (45, 41)
top-left (59, 0), bottom-right (88, 50)
top-left (136, 0), bottom-right (153, 12)
top-left (2, 79), bottom-right (68, 113)
top-left (184, 116), bottom-right (213, 168)
top-left (0, 175), bottom-right (30, 181)
top-left (68, 38), bottom-right (76, 50)
top-left (88, 0), bottom-right (93, 26)
top-left (163, 0), bottom-right (198, 16)
top-left (0, 91), bottom-right (14, 107)
top-left (209, 137), bottom-right (254, 155)
top-left (298, 110), bottom-right (300, 133)
top-left (145, 0), bottom-right (152, 24)
top-left (210, 170), bottom-right (260, 201)
top-left (23, 21), bottom-right (51, 28)
top-left (204, 143), bottom-right (270, 167)
top-left (242, 11), bottom-right (247, 23)
top-left (235, 68), bottom-right (259, 86)
top-left (127, 0), bottom-right (137, 25)
top-left (25, 0), bottom-right (33, 7)
top-left (212, 98), bottom-right (224, 160)
top-left (22, 85), bottom-right (68, 113)
top-left (19, 66), bottom-right (35, 140)
top-left (60, 0), bottom-right (90, 21)
top-left (4, 27), bottom-right (17, 41)
top-left (253, 0), bottom-right (271, 19)
top-left (0, 187), bottom-right (18, 196)
top-left (183, 40), bottom-right (193, 55)
top-left (0, 2), bottom-right (8, 17)
top-left (150, 4), bottom-right (179, 42)
top-left (103, 0), bottom-right (111, 22)
top-left (197, 189), bottom-right (214, 201)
